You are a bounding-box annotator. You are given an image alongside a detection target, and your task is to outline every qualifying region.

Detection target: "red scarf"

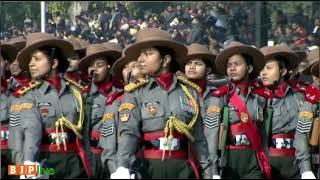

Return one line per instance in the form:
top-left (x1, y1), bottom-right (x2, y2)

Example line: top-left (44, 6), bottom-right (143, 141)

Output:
top-left (1, 78), bottom-right (7, 93)
top-left (45, 75), bottom-right (61, 94)
top-left (64, 72), bottom-right (80, 82)
top-left (267, 81), bottom-right (287, 98)
top-left (234, 80), bottom-right (250, 96)
top-left (13, 73), bottom-right (29, 86)
top-left (154, 72), bottom-right (173, 91)
top-left (94, 80), bottom-right (114, 97)
top-left (191, 79), bottom-right (207, 96)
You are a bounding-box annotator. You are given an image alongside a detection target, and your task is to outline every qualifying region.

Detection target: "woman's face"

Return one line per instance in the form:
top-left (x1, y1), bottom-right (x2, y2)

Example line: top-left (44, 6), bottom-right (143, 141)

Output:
top-left (137, 47), bottom-right (162, 76)
top-left (88, 58), bottom-right (109, 83)
top-left (185, 59), bottom-right (207, 80)
top-left (9, 59), bottom-right (23, 76)
top-left (29, 50), bottom-right (52, 79)
top-left (226, 54), bottom-right (249, 82)
top-left (66, 54), bottom-right (80, 72)
top-left (122, 61), bottom-right (143, 84)
top-left (260, 59), bottom-right (281, 87)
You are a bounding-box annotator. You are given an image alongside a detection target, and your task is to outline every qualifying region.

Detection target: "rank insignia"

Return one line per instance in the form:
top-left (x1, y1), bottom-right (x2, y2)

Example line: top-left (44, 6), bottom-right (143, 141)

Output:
top-left (240, 112), bottom-right (248, 123)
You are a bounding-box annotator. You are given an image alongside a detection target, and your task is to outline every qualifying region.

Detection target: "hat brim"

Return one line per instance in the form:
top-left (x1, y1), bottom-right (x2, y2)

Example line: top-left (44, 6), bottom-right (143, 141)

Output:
top-left (1, 44), bottom-right (18, 62)
top-left (111, 56), bottom-right (134, 81)
top-left (302, 61), bottom-right (318, 75)
top-left (17, 39), bottom-right (73, 71)
top-left (123, 39), bottom-right (187, 65)
top-left (79, 50), bottom-right (121, 71)
top-left (311, 62), bottom-right (319, 77)
top-left (11, 41), bottom-right (26, 52)
top-left (181, 53), bottom-right (217, 73)
top-left (215, 46), bottom-right (265, 76)
top-left (264, 51), bottom-right (300, 71)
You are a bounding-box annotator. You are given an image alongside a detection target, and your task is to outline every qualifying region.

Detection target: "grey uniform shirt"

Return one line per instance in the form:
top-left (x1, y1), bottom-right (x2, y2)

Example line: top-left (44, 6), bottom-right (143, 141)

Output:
top-left (8, 79), bottom-right (82, 164)
top-left (83, 82), bottom-right (122, 174)
top-left (117, 74), bottom-right (213, 178)
top-left (203, 84), bottom-right (265, 175)
top-left (268, 85), bottom-right (313, 174)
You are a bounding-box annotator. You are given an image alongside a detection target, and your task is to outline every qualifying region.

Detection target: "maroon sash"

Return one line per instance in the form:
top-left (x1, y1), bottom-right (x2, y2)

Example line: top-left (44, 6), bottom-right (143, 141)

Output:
top-left (229, 92), bottom-right (271, 179)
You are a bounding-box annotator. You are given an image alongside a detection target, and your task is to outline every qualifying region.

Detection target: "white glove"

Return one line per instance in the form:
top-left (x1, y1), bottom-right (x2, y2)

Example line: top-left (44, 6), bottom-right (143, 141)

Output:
top-left (301, 171), bottom-right (316, 179)
top-left (19, 161), bottom-right (40, 179)
top-left (110, 167), bottom-right (135, 179)
top-left (212, 175), bottom-right (221, 179)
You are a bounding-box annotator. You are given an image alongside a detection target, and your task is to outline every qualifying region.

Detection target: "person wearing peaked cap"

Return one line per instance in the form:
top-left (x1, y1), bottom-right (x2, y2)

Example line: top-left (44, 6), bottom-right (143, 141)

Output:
top-left (78, 42), bottom-right (124, 178)
top-left (206, 41), bottom-right (271, 179)
top-left (7, 32), bottom-right (92, 178)
top-left (111, 28), bottom-right (213, 179)
top-left (6, 37), bottom-right (31, 95)
top-left (259, 44), bottom-right (316, 179)
top-left (0, 43), bottom-right (18, 179)
top-left (64, 37), bottom-right (89, 85)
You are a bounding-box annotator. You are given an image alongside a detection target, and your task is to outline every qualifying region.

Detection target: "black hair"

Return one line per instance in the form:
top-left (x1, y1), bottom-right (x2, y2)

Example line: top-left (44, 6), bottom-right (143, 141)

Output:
top-left (37, 46), bottom-right (69, 73)
top-left (154, 46), bottom-right (178, 72)
top-left (239, 53), bottom-right (257, 79)
top-left (273, 56), bottom-right (291, 80)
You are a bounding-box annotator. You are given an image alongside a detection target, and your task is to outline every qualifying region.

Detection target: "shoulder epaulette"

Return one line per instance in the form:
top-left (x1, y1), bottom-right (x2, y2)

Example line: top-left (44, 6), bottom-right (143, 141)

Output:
top-left (124, 77), bottom-right (149, 92)
top-left (12, 81), bottom-right (42, 97)
top-left (105, 90), bottom-right (124, 106)
top-left (64, 76), bottom-right (88, 91)
top-left (304, 85), bottom-right (320, 104)
top-left (175, 71), bottom-right (202, 94)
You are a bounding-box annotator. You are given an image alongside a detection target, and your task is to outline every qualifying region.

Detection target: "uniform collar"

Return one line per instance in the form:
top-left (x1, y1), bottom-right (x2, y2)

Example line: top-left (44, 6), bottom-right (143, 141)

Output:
top-left (147, 73), bottom-right (178, 93)
top-left (39, 74), bottom-right (67, 97)
top-left (154, 72), bottom-right (173, 91)
top-left (64, 71), bottom-right (80, 82)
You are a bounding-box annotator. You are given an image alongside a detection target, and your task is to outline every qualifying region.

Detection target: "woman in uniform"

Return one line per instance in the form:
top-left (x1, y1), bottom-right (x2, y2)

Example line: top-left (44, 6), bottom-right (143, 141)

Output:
top-left (8, 32), bottom-right (89, 178)
top-left (1, 43), bottom-right (18, 179)
top-left (79, 42), bottom-right (123, 178)
top-left (111, 28), bottom-right (213, 179)
top-left (204, 41), bottom-right (271, 179)
top-left (259, 44), bottom-right (316, 179)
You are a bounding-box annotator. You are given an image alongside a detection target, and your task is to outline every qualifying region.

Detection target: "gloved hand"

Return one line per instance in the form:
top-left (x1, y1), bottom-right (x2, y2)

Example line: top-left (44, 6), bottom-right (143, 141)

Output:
top-left (212, 175), bottom-right (221, 179)
top-left (110, 167), bottom-right (135, 179)
top-left (301, 171), bottom-right (316, 179)
top-left (20, 161), bottom-right (40, 179)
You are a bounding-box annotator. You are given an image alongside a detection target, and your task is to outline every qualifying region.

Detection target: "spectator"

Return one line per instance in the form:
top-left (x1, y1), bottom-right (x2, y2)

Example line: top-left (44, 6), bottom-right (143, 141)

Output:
top-left (291, 21), bottom-right (307, 46)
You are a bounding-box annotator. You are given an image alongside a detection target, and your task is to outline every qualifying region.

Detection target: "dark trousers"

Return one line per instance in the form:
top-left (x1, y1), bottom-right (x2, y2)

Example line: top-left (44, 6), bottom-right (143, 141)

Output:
top-left (136, 158), bottom-right (195, 179)
top-left (39, 152), bottom-right (86, 178)
top-left (269, 156), bottom-right (300, 179)
top-left (222, 148), bottom-right (264, 179)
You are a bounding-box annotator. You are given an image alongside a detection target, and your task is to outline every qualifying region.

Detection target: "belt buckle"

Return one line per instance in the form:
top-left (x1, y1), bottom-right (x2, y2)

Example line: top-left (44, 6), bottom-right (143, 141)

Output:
top-left (159, 137), bottom-right (180, 150)
top-left (1, 130), bottom-right (9, 141)
top-left (235, 134), bottom-right (250, 146)
top-left (274, 138), bottom-right (293, 149)
top-left (49, 132), bottom-right (69, 144)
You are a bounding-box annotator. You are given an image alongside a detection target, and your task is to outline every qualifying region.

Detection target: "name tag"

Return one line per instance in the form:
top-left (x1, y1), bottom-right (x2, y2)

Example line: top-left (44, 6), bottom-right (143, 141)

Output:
top-left (37, 102), bottom-right (52, 106)
top-left (159, 137), bottom-right (180, 150)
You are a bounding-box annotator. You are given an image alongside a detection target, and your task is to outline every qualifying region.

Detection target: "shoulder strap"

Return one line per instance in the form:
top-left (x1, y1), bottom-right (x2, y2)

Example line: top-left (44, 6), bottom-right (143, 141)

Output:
top-left (124, 77), bottom-right (149, 92)
top-left (12, 81), bottom-right (42, 98)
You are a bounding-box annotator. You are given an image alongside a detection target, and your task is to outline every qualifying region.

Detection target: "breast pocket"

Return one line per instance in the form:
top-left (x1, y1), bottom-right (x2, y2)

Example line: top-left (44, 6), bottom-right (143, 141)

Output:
top-left (37, 103), bottom-right (56, 119)
top-left (91, 104), bottom-right (104, 120)
top-left (141, 102), bottom-right (165, 120)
